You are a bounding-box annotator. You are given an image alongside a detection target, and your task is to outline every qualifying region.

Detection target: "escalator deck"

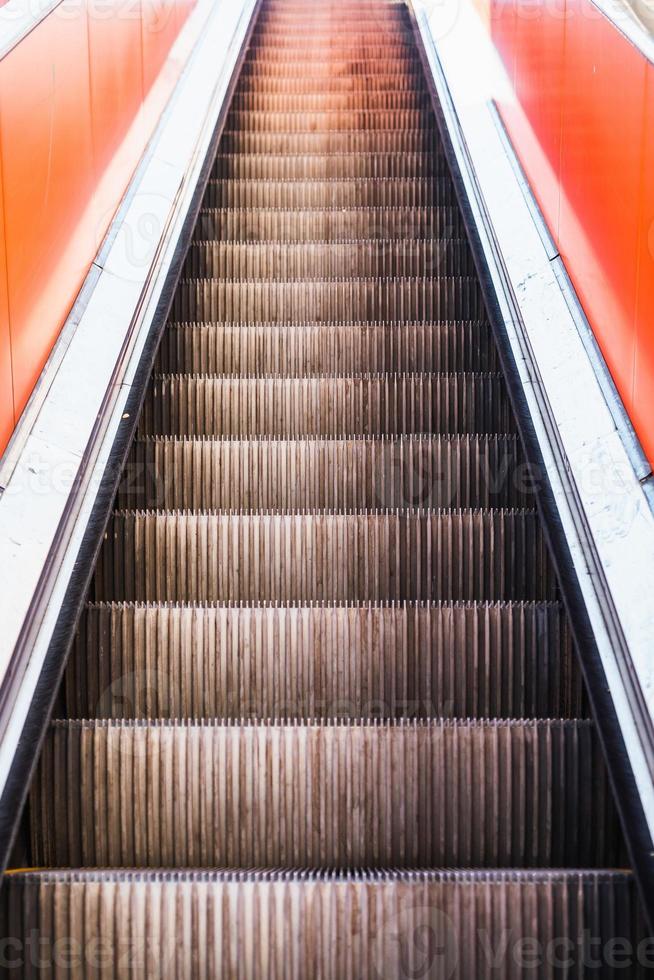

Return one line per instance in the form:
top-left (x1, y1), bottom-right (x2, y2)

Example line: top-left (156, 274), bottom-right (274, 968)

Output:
top-left (2, 0), bottom-right (649, 975)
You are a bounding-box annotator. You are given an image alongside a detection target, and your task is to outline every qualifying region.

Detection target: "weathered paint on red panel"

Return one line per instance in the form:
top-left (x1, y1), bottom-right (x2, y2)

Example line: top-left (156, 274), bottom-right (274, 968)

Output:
top-left (633, 62), bottom-right (654, 466)
top-left (509, 0), bottom-right (565, 240)
top-left (493, 0), bottom-right (654, 464)
top-left (0, 152), bottom-right (13, 451)
top-left (558, 0), bottom-right (645, 422)
top-left (86, 0), bottom-right (146, 242)
top-left (0, 0), bottom-right (96, 420)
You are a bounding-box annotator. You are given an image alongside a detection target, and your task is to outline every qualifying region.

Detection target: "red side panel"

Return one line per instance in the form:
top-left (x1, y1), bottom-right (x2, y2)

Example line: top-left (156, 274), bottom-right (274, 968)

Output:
top-left (0, 150), bottom-right (12, 450)
top-left (0, 0), bottom-right (96, 420)
top-left (490, 0), bottom-right (654, 465)
top-left (633, 63), bottom-right (654, 465)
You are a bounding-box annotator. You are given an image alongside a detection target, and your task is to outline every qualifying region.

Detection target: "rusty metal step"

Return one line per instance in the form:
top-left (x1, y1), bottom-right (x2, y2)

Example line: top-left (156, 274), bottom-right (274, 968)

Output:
top-left (224, 109), bottom-right (435, 131)
top-left (182, 240), bottom-right (474, 279)
top-left (219, 130), bottom-right (437, 152)
top-left (235, 74), bottom-right (425, 93)
top-left (230, 90), bottom-right (429, 110)
top-left (66, 601), bottom-right (584, 721)
top-left (30, 719), bottom-right (620, 868)
top-left (118, 435), bottom-right (526, 510)
top-left (156, 322), bottom-right (496, 375)
top-left (169, 278), bottom-right (484, 322)
top-left (139, 374), bottom-right (515, 437)
top-left (194, 205), bottom-right (464, 240)
top-left (212, 151), bottom-right (442, 178)
top-left (202, 178), bottom-right (454, 208)
top-left (92, 509), bottom-right (553, 602)
top-left (5, 869), bottom-right (644, 979)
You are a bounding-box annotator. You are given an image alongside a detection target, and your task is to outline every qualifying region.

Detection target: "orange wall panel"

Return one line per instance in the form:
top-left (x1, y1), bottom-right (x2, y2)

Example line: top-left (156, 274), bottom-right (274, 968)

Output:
top-left (0, 0), bottom-right (197, 457)
top-left (558, 0), bottom-right (645, 421)
top-left (0, 153), bottom-right (13, 451)
top-left (492, 0), bottom-right (654, 465)
top-left (633, 62), bottom-right (654, 465)
top-left (0, 0), bottom-right (96, 420)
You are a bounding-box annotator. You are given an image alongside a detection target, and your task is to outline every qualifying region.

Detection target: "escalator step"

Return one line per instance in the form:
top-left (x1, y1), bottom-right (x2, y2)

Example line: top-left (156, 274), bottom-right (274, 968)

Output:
top-left (183, 241), bottom-right (475, 281)
top-left (30, 719), bottom-right (620, 869)
top-left (234, 75), bottom-right (426, 93)
top-left (224, 110), bottom-right (435, 131)
top-left (219, 131), bottom-right (438, 152)
top-left (118, 435), bottom-right (526, 510)
top-left (92, 509), bottom-right (555, 602)
top-left (156, 322), bottom-right (495, 374)
top-left (139, 374), bottom-right (515, 437)
top-left (239, 60), bottom-right (423, 77)
top-left (169, 278), bottom-right (484, 322)
top-left (230, 91), bottom-right (430, 110)
top-left (202, 178), bottom-right (456, 208)
top-left (212, 151), bottom-right (442, 179)
top-left (5, 869), bottom-right (644, 980)
top-left (66, 600), bottom-right (583, 721)
top-left (194, 206), bottom-right (463, 240)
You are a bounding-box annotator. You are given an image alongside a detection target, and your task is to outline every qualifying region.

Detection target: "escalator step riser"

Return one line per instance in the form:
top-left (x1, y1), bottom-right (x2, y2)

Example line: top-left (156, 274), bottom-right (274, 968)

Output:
top-left (212, 152), bottom-right (442, 179)
top-left (7, 871), bottom-right (644, 980)
top-left (203, 179), bottom-right (455, 208)
top-left (156, 322), bottom-right (497, 375)
top-left (67, 601), bottom-right (583, 721)
top-left (139, 374), bottom-right (515, 437)
top-left (239, 61), bottom-right (423, 77)
top-left (183, 241), bottom-right (475, 280)
top-left (219, 131), bottom-right (437, 152)
top-left (230, 91), bottom-right (429, 110)
top-left (169, 278), bottom-right (485, 322)
top-left (194, 206), bottom-right (464, 240)
top-left (31, 720), bottom-right (619, 869)
top-left (225, 110), bottom-right (434, 132)
top-left (92, 510), bottom-right (554, 602)
top-left (235, 75), bottom-right (426, 93)
top-left (248, 43), bottom-right (416, 58)
top-left (119, 435), bottom-right (526, 510)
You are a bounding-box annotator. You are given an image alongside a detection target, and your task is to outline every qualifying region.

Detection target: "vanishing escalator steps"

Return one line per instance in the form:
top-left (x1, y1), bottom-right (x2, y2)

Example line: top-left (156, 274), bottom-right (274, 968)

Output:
top-left (4, 0), bottom-right (648, 972)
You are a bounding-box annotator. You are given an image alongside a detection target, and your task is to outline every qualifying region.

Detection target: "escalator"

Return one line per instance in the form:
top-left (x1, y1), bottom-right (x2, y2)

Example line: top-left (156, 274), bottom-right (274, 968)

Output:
top-left (1, 0), bottom-right (649, 974)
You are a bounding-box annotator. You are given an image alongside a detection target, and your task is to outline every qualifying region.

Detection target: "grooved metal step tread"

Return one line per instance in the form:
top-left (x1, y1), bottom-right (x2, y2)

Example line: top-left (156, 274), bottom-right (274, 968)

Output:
top-left (235, 75), bottom-right (427, 93)
top-left (224, 110), bottom-right (435, 132)
top-left (219, 131), bottom-right (439, 153)
top-left (194, 206), bottom-right (464, 240)
top-left (6, 870), bottom-right (644, 980)
top-left (92, 509), bottom-right (554, 602)
top-left (169, 277), bottom-right (485, 322)
top-left (139, 373), bottom-right (515, 437)
top-left (157, 321), bottom-right (496, 375)
top-left (231, 91), bottom-right (429, 110)
top-left (67, 600), bottom-right (584, 721)
top-left (119, 434), bottom-right (527, 510)
top-left (30, 719), bottom-right (620, 869)
top-left (182, 240), bottom-right (475, 279)
top-left (202, 178), bottom-right (456, 208)
top-left (212, 151), bottom-right (443, 179)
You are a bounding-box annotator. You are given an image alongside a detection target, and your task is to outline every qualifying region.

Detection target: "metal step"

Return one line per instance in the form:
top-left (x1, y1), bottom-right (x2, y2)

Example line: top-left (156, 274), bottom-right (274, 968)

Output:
top-left (155, 322), bottom-right (496, 375)
top-left (212, 151), bottom-right (443, 179)
top-left (224, 109), bottom-right (435, 132)
top-left (66, 601), bottom-right (584, 721)
top-left (202, 178), bottom-right (455, 208)
top-left (194, 205), bottom-right (465, 240)
top-left (118, 435), bottom-right (525, 510)
top-left (139, 374), bottom-right (515, 437)
top-left (234, 74), bottom-right (426, 93)
top-left (219, 130), bottom-right (438, 152)
top-left (168, 278), bottom-right (485, 322)
top-left (92, 509), bottom-right (554, 602)
top-left (182, 240), bottom-right (475, 280)
top-left (230, 90), bottom-right (430, 110)
top-left (6, 869), bottom-right (644, 980)
top-left (31, 719), bottom-right (619, 868)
